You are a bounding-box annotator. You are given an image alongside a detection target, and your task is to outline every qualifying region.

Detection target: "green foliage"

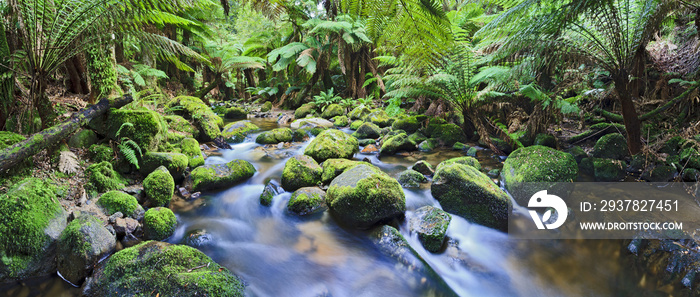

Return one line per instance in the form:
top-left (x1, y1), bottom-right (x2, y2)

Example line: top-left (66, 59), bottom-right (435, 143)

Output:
top-left (115, 123), bottom-right (143, 170)
top-left (87, 45), bottom-right (117, 100)
top-left (384, 97), bottom-right (404, 117)
top-left (313, 88), bottom-right (342, 111)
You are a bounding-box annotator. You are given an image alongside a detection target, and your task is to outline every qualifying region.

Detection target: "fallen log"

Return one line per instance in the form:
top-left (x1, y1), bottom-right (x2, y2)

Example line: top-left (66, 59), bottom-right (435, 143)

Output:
top-left (0, 96), bottom-right (133, 173)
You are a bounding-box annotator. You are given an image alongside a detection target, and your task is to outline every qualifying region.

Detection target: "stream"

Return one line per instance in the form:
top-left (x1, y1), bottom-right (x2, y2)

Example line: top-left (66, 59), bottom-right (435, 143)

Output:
top-left (2, 117), bottom-right (658, 297)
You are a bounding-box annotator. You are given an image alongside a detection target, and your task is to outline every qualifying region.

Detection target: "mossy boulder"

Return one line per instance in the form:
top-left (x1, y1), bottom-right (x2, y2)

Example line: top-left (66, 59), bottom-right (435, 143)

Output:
top-left (436, 156), bottom-right (481, 171)
top-left (409, 206), bottom-right (451, 253)
top-left (321, 104), bottom-right (344, 119)
top-left (294, 103), bottom-right (317, 119)
top-left (143, 166), bottom-right (175, 207)
top-left (418, 139), bottom-right (438, 152)
top-left (256, 128), bottom-right (293, 144)
top-left (590, 133), bottom-right (628, 160)
top-left (259, 179), bottom-right (283, 206)
top-left (57, 215), bottom-right (116, 285)
top-left (397, 169), bottom-right (427, 188)
top-left (332, 115), bottom-right (349, 127)
top-left (181, 138), bottom-right (205, 168)
top-left (222, 120), bottom-right (259, 143)
top-left (83, 241), bottom-right (245, 297)
top-left (141, 152), bottom-right (188, 182)
top-left (107, 108), bottom-right (165, 151)
top-left (86, 161), bottom-right (125, 193)
top-left (304, 129), bottom-right (359, 162)
top-left (0, 178), bottom-right (67, 282)
top-left (408, 132), bottom-right (427, 146)
top-left (281, 155), bottom-right (322, 191)
top-left (349, 120), bottom-right (364, 130)
top-left (412, 160), bottom-right (434, 176)
top-left (565, 146), bottom-right (588, 164)
top-left (143, 207), bottom-right (177, 241)
top-left (534, 133), bottom-right (557, 148)
top-left (363, 110), bottom-right (393, 127)
top-left (430, 123), bottom-right (466, 147)
top-left (326, 164), bottom-right (405, 228)
top-left (190, 159), bottom-right (256, 192)
top-left (452, 142), bottom-right (469, 151)
top-left (587, 158), bottom-right (626, 181)
top-left (320, 158), bottom-right (362, 184)
top-left (97, 191), bottom-right (143, 219)
top-left (224, 106), bottom-right (247, 119)
top-left (358, 138), bottom-right (376, 146)
top-left (165, 115), bottom-right (199, 139)
top-left (287, 187), bottom-right (327, 216)
top-left (501, 145), bottom-right (578, 204)
top-left (680, 148), bottom-right (700, 170)
top-left (352, 122), bottom-right (381, 139)
top-left (261, 101), bottom-right (273, 112)
top-left (167, 96), bottom-right (223, 142)
top-left (466, 147), bottom-right (478, 157)
top-left (69, 129), bottom-right (98, 148)
top-left (88, 144), bottom-right (114, 163)
top-left (348, 105), bottom-right (370, 120)
top-left (641, 166), bottom-right (677, 182)
top-left (392, 116), bottom-right (421, 134)
top-left (682, 168), bottom-right (699, 182)
top-left (431, 163), bottom-right (510, 231)
top-left (380, 133), bottom-right (415, 155)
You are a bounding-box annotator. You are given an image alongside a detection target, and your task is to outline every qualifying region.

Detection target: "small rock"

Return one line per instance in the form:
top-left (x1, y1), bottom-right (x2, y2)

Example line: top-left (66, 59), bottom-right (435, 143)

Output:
top-left (361, 144), bottom-right (379, 153)
top-left (108, 212), bottom-right (124, 224)
top-left (120, 232), bottom-right (141, 248)
top-left (412, 160), bottom-right (435, 176)
top-left (182, 229), bottom-right (214, 248)
top-left (114, 217), bottom-right (139, 237)
top-left (178, 187), bottom-right (190, 198)
top-left (397, 169), bottom-right (428, 188)
top-left (260, 180), bottom-right (284, 206)
top-left (190, 192), bottom-right (201, 200)
top-left (409, 206), bottom-right (451, 253)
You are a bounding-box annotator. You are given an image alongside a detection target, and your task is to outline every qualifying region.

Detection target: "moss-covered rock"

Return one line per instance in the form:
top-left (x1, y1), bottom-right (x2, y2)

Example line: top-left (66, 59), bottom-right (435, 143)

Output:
top-left (320, 158), bottom-right (362, 184)
top-left (167, 96), bottom-right (223, 142)
top-left (281, 155), bottom-right (322, 191)
top-left (641, 165), bottom-right (677, 182)
top-left (380, 133), bottom-right (415, 155)
top-left (392, 116), bottom-right (420, 134)
top-left (141, 152), bottom-right (188, 182)
top-left (222, 120), bottom-right (259, 143)
top-left (256, 128), bottom-right (293, 144)
top-left (568, 122), bottom-right (626, 143)
top-left (259, 180), bottom-right (283, 206)
top-left (533, 133), bottom-right (557, 148)
top-left (680, 148), bottom-right (700, 170)
top-left (363, 110), bottom-right (393, 127)
top-left (412, 160), bottom-right (434, 176)
top-left (409, 206), bottom-right (451, 253)
top-left (97, 191), bottom-right (142, 218)
top-left (84, 241), bottom-right (245, 296)
top-left (190, 159), bottom-right (256, 192)
top-left (357, 138), bottom-right (376, 146)
top-left (431, 163), bottom-right (510, 231)
top-left (0, 178), bottom-right (67, 282)
top-left (261, 101), bottom-right (273, 112)
top-left (430, 123), bottom-right (466, 147)
top-left (501, 145), bottom-right (578, 203)
top-left (86, 161), bottom-right (125, 193)
top-left (143, 166), bottom-right (175, 207)
top-left (352, 122), bottom-right (381, 139)
top-left (143, 207), bottom-right (177, 241)
top-left (224, 106), bottom-right (247, 119)
top-left (397, 169), bottom-right (427, 188)
top-left (332, 115), bottom-right (349, 127)
top-left (287, 187), bottom-right (327, 215)
top-left (304, 129), bottom-right (359, 162)
top-left (590, 133), bottom-right (628, 160)
top-left (321, 104), bottom-right (344, 119)
top-left (349, 120), bottom-right (364, 130)
top-left (682, 168), bottom-right (699, 182)
top-left (69, 129), bottom-right (98, 148)
top-left (348, 105), bottom-right (370, 120)
top-left (326, 164), bottom-right (405, 228)
top-left (590, 158), bottom-right (625, 181)
top-left (565, 146), bottom-right (588, 164)
top-left (452, 142), bottom-right (469, 151)
top-left (107, 108), bottom-right (165, 151)
top-left (418, 139), bottom-right (437, 152)
top-left (165, 115), bottom-right (199, 139)
top-left (436, 156), bottom-right (481, 171)
top-left (294, 103), bottom-right (317, 119)
top-left (4, 109), bottom-right (41, 134)
top-left (88, 144), bottom-right (114, 163)
top-left (466, 147), bottom-right (478, 157)
top-left (57, 215), bottom-right (116, 285)
top-left (408, 132), bottom-right (427, 146)
top-left (181, 138), bottom-right (204, 168)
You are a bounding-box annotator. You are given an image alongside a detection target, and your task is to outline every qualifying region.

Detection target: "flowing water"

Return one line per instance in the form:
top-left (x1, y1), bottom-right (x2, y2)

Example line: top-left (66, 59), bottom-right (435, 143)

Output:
top-left (1, 118), bottom-right (665, 297)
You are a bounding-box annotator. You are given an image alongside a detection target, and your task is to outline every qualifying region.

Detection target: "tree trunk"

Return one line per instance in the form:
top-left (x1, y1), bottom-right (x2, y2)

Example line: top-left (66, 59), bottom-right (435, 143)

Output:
top-left (613, 72), bottom-right (642, 155)
top-left (65, 56), bottom-right (89, 94)
top-left (0, 96), bottom-right (133, 173)
top-left (114, 37), bottom-right (125, 63)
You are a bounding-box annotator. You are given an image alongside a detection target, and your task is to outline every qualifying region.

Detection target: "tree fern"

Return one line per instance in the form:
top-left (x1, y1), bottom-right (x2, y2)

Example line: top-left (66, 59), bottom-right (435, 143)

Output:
top-left (115, 122), bottom-right (143, 169)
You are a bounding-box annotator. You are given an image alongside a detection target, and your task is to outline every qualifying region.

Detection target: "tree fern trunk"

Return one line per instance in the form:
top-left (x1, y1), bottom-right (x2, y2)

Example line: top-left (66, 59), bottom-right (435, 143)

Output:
top-left (0, 22), bottom-right (14, 128)
top-left (613, 72), bottom-right (642, 155)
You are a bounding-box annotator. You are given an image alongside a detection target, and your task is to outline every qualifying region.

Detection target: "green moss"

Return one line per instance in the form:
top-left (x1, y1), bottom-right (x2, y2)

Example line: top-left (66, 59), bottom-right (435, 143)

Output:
top-left (143, 166), bottom-right (175, 206)
top-left (165, 115), bottom-right (198, 139)
top-left (392, 116), bottom-right (420, 133)
top-left (411, 206), bottom-right (451, 253)
top-left (287, 187), bottom-right (326, 215)
top-left (255, 128), bottom-right (293, 144)
top-left (86, 241), bottom-right (244, 296)
top-left (88, 144), bottom-right (114, 163)
top-left (418, 139), bottom-right (437, 152)
top-left (348, 106), bottom-right (370, 120)
top-left (0, 131), bottom-right (25, 149)
top-left (141, 152), bottom-right (188, 179)
top-left (107, 108), bottom-right (166, 151)
top-left (680, 148), bottom-right (700, 170)
top-left (259, 180), bottom-right (282, 206)
top-left (224, 106), bottom-right (247, 119)
top-left (222, 120), bottom-right (259, 143)
top-left (68, 129), bottom-right (98, 148)
top-left (452, 142), bottom-right (468, 151)
top-left (321, 104), bottom-right (344, 119)
top-left (565, 146), bottom-right (588, 163)
top-left (436, 156), bottom-right (481, 171)
top-left (397, 169), bottom-right (427, 188)
top-left (349, 120), bottom-right (364, 130)
top-left (591, 158), bottom-right (625, 181)
top-left (0, 131), bottom-right (32, 174)
top-left (190, 159), bottom-right (256, 192)
top-left (304, 129), bottom-right (359, 162)
top-left (590, 133), bottom-right (628, 159)
top-left (294, 103), bottom-right (317, 118)
top-left (380, 133), bottom-right (415, 155)
top-left (332, 115), bottom-right (349, 127)
top-left (181, 138), bottom-right (204, 168)
top-left (261, 101), bottom-right (272, 112)
top-left (430, 123), bottom-right (466, 146)
top-left (58, 215), bottom-right (96, 256)
top-left (86, 161), bottom-right (125, 193)
top-left (363, 110), bottom-right (393, 127)
top-left (569, 123), bottom-right (626, 143)
top-left (281, 155), bottom-right (322, 191)
top-left (97, 191), bottom-right (139, 216)
top-left (351, 122), bottom-right (381, 139)
top-left (168, 96), bottom-right (223, 142)
top-left (533, 133), bottom-right (557, 148)
top-left (321, 158), bottom-right (362, 184)
top-left (143, 207), bottom-right (177, 241)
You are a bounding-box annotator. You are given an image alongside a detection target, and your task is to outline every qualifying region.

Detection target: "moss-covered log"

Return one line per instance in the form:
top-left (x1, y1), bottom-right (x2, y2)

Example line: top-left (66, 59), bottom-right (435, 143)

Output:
top-left (0, 96), bottom-right (133, 173)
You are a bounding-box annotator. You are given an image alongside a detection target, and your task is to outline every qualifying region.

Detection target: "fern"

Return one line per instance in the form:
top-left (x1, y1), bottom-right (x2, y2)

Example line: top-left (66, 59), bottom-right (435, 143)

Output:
top-left (488, 117), bottom-right (524, 149)
top-left (114, 122), bottom-right (143, 169)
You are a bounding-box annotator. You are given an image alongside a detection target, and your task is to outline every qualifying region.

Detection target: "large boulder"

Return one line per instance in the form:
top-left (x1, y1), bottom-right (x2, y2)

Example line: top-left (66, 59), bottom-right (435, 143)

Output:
top-left (412, 160), bottom-right (435, 176)
top-left (349, 120), bottom-right (364, 130)
top-left (418, 139), bottom-right (438, 152)
top-left (143, 207), bottom-right (177, 241)
top-left (427, 123), bottom-right (466, 146)
top-left (69, 129), bottom-right (98, 148)
top-left (88, 144), bottom-right (114, 163)
top-left (321, 158), bottom-right (362, 184)
top-left (85, 161), bottom-right (126, 193)
top-left (287, 187), bottom-right (327, 216)
top-left (180, 138), bottom-right (205, 168)
top-left (261, 101), bottom-right (273, 112)
top-left (222, 120), bottom-right (259, 143)
top-left (348, 105), bottom-right (370, 120)
top-left (392, 116), bottom-right (421, 134)
top-left (256, 128), bottom-right (293, 144)
top-left (294, 103), bottom-right (317, 119)
top-left (431, 163), bottom-right (510, 231)
top-left (141, 152), bottom-right (188, 182)
top-left (83, 241), bottom-right (245, 297)
top-left (501, 145), bottom-right (578, 204)
top-left (57, 215), bottom-right (116, 285)
top-left (321, 104), bottom-right (344, 119)
top-left (0, 178), bottom-right (67, 282)
top-left (143, 166), bottom-right (175, 206)
top-left (363, 110), bottom-right (393, 127)
top-left (332, 115), bottom-right (349, 127)
top-left (436, 156), bottom-right (481, 171)
top-left (351, 122), bottom-right (381, 139)
top-left (304, 129), bottom-right (359, 162)
top-left (167, 96), bottom-right (223, 142)
top-left (97, 191), bottom-right (144, 219)
top-left (107, 109), bottom-right (166, 151)
top-left (290, 117), bottom-right (334, 129)
top-left (281, 155), bottom-right (322, 191)
top-left (533, 133), bottom-right (557, 148)
top-left (224, 106), bottom-right (247, 119)
top-left (326, 164), bottom-right (405, 228)
top-left (580, 158), bottom-right (626, 182)
top-left (409, 206), bottom-right (451, 253)
top-left (165, 115), bottom-right (199, 139)
top-left (190, 159), bottom-right (256, 192)
top-left (590, 133), bottom-right (628, 160)
top-left (380, 133), bottom-right (415, 155)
